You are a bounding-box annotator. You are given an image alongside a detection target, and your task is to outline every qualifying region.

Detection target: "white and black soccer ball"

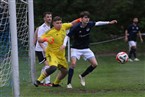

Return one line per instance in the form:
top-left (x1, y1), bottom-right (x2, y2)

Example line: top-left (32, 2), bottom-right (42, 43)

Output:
top-left (116, 52), bottom-right (128, 64)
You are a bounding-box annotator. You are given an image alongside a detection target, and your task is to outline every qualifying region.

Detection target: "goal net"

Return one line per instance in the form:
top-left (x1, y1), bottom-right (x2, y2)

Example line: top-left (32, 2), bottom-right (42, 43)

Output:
top-left (0, 1), bottom-right (12, 97)
top-left (0, 0), bottom-right (34, 97)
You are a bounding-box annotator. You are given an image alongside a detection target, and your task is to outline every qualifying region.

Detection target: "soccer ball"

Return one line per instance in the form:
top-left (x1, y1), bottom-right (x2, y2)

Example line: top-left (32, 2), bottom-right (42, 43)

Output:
top-left (116, 52), bottom-right (128, 64)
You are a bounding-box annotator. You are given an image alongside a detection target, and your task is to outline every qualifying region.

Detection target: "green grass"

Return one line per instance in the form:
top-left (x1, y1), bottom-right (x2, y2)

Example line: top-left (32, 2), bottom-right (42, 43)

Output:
top-left (20, 54), bottom-right (145, 97)
top-left (18, 40), bottom-right (145, 97)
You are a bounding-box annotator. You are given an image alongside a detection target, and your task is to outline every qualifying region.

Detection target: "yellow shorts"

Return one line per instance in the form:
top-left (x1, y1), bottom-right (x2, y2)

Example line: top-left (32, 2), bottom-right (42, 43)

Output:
top-left (46, 52), bottom-right (68, 69)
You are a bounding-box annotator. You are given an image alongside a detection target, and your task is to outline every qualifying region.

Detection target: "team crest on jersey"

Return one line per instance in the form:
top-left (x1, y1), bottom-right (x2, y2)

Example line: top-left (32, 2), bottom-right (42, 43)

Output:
top-left (86, 28), bottom-right (90, 31)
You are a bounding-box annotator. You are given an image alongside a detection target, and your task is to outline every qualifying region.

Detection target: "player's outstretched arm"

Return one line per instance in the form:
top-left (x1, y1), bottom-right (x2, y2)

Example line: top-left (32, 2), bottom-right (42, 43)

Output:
top-left (95, 20), bottom-right (117, 26)
top-left (108, 20), bottom-right (117, 24)
top-left (71, 18), bottom-right (81, 26)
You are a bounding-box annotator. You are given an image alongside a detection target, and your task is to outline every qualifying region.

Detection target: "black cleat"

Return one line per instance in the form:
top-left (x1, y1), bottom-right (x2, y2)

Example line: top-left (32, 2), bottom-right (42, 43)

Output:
top-left (34, 80), bottom-right (40, 87)
top-left (52, 83), bottom-right (61, 87)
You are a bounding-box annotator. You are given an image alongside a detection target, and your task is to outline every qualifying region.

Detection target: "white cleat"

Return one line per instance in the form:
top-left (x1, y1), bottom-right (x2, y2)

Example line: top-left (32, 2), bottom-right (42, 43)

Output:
top-left (128, 58), bottom-right (133, 62)
top-left (67, 84), bottom-right (72, 89)
top-left (79, 75), bottom-right (85, 86)
top-left (134, 58), bottom-right (140, 61)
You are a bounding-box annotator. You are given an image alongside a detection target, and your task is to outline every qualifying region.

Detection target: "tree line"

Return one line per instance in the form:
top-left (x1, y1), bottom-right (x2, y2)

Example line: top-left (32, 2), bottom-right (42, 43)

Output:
top-left (34, 0), bottom-right (145, 42)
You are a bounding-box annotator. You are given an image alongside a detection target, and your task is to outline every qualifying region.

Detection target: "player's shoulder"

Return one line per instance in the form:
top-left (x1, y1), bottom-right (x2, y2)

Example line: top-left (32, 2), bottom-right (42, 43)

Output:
top-left (62, 23), bottom-right (72, 27)
top-left (39, 23), bottom-right (50, 29)
top-left (72, 22), bottom-right (81, 28)
top-left (88, 21), bottom-right (95, 25)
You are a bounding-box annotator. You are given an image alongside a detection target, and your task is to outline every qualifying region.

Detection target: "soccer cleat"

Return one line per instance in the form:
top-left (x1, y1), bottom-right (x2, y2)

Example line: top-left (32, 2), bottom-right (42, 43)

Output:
top-left (67, 84), bottom-right (72, 89)
top-left (134, 58), bottom-right (140, 61)
top-left (34, 80), bottom-right (40, 87)
top-left (44, 83), bottom-right (52, 86)
top-left (40, 83), bottom-right (52, 87)
top-left (128, 58), bottom-right (133, 62)
top-left (52, 83), bottom-right (61, 87)
top-left (79, 74), bottom-right (85, 86)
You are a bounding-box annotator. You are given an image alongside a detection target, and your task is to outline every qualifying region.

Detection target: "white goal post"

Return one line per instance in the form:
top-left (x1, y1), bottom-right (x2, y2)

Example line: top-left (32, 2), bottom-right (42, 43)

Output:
top-left (8, 0), bottom-right (20, 97)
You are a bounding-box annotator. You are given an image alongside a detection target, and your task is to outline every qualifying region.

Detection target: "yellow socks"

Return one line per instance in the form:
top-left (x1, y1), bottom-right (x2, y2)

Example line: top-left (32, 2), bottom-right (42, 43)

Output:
top-left (37, 73), bottom-right (46, 82)
top-left (53, 78), bottom-right (61, 85)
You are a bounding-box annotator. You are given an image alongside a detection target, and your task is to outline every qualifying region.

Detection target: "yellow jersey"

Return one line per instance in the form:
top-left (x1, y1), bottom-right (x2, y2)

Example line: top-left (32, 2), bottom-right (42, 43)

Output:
top-left (41, 23), bottom-right (72, 58)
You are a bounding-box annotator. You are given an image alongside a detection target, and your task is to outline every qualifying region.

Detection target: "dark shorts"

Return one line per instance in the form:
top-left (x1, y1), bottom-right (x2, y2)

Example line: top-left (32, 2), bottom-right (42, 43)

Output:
top-left (35, 51), bottom-right (46, 64)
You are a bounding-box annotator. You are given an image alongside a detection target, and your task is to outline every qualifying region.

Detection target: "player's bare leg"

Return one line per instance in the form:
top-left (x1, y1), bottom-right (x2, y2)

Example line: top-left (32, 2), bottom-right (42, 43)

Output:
top-left (53, 67), bottom-right (67, 87)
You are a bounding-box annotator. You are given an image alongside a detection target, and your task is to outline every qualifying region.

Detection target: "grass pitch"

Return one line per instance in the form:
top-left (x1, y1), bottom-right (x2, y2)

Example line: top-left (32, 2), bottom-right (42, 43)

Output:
top-left (20, 54), bottom-right (145, 97)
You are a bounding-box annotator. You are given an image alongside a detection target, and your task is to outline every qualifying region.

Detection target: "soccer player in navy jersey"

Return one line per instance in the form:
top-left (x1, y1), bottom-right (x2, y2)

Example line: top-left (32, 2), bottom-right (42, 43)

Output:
top-left (125, 17), bottom-right (143, 62)
top-left (60, 11), bottom-right (117, 88)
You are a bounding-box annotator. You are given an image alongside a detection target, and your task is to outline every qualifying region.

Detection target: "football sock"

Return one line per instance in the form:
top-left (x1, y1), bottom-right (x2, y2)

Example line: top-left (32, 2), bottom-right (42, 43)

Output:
top-left (53, 78), bottom-right (61, 85)
top-left (129, 49), bottom-right (133, 58)
top-left (67, 68), bottom-right (74, 84)
top-left (132, 48), bottom-right (137, 58)
top-left (37, 66), bottom-right (57, 82)
top-left (81, 65), bottom-right (96, 77)
top-left (37, 73), bottom-right (46, 82)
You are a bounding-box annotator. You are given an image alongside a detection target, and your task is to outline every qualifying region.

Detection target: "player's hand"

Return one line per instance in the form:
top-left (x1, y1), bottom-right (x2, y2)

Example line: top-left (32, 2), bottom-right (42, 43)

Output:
top-left (124, 37), bottom-right (128, 42)
top-left (109, 20), bottom-right (117, 24)
top-left (140, 38), bottom-right (143, 43)
top-left (43, 36), bottom-right (54, 44)
top-left (60, 45), bottom-right (66, 50)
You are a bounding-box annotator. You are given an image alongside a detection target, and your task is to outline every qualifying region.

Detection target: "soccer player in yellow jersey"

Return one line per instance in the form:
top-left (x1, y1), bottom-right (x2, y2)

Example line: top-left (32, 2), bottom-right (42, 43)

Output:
top-left (34, 16), bottom-right (80, 87)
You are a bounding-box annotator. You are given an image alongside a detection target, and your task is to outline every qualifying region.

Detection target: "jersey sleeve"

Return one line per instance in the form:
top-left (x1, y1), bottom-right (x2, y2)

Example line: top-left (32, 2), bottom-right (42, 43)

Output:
top-left (63, 23), bottom-right (72, 30)
top-left (67, 25), bottom-right (76, 37)
top-left (89, 21), bottom-right (96, 27)
top-left (95, 21), bottom-right (109, 26)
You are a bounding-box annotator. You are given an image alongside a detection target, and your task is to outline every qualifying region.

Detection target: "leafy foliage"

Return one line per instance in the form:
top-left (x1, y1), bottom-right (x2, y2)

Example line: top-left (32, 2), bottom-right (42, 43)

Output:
top-left (34, 0), bottom-right (145, 42)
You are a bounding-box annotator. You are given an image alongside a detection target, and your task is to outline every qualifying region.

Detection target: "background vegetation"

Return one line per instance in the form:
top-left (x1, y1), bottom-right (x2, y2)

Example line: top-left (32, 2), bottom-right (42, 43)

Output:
top-left (34, 0), bottom-right (145, 42)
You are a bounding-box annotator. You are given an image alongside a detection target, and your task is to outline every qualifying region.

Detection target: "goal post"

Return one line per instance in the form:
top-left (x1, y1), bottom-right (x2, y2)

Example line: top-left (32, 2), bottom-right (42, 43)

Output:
top-left (8, 0), bottom-right (20, 97)
top-left (28, 0), bottom-right (36, 83)
top-left (0, 0), bottom-right (35, 97)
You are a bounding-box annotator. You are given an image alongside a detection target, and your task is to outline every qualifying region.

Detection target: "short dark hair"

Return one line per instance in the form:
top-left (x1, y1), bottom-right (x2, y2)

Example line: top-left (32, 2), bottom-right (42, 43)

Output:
top-left (53, 16), bottom-right (62, 22)
top-left (43, 12), bottom-right (52, 18)
top-left (80, 11), bottom-right (90, 18)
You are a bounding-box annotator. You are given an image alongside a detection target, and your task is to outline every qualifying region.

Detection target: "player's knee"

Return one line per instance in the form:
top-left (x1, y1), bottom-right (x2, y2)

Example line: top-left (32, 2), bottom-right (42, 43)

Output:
top-left (92, 64), bottom-right (97, 68)
top-left (131, 47), bottom-right (136, 52)
top-left (63, 69), bottom-right (68, 75)
top-left (45, 66), bottom-right (57, 75)
top-left (91, 63), bottom-right (97, 68)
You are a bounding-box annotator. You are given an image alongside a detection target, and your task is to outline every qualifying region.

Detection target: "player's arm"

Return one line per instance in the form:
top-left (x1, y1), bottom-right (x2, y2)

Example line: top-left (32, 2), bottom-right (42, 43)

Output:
top-left (71, 18), bottom-right (81, 26)
top-left (95, 20), bottom-right (117, 26)
top-left (38, 35), bottom-right (54, 44)
top-left (60, 35), bottom-right (69, 50)
top-left (138, 31), bottom-right (143, 42)
top-left (34, 27), bottom-right (38, 45)
top-left (124, 30), bottom-right (128, 42)
top-left (60, 28), bottom-right (75, 50)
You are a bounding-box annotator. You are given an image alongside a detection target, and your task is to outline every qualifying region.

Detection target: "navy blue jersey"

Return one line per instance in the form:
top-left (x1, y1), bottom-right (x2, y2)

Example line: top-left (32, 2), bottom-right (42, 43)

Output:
top-left (127, 24), bottom-right (140, 41)
top-left (67, 21), bottom-right (95, 49)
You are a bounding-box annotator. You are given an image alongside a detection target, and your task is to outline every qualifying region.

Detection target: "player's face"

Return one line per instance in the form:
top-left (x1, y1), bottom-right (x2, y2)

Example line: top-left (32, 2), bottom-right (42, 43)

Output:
top-left (82, 16), bottom-right (90, 24)
top-left (44, 14), bottom-right (52, 24)
top-left (133, 18), bottom-right (138, 24)
top-left (53, 20), bottom-right (62, 30)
